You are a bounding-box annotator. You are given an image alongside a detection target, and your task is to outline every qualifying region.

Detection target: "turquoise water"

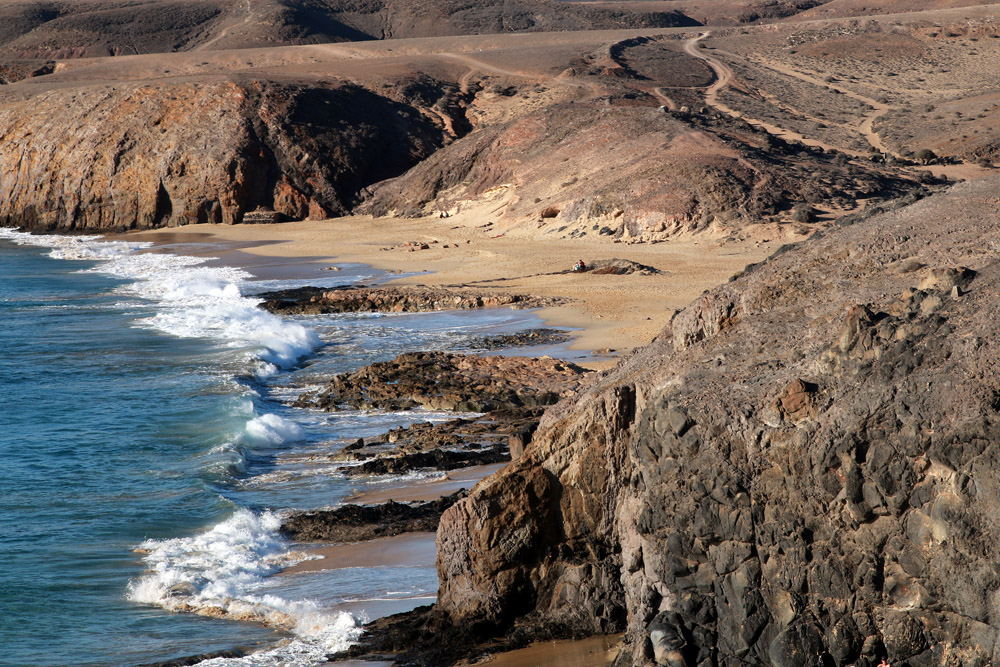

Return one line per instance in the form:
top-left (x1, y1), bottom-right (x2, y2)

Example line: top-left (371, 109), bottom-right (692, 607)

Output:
top-left (0, 230), bottom-right (567, 667)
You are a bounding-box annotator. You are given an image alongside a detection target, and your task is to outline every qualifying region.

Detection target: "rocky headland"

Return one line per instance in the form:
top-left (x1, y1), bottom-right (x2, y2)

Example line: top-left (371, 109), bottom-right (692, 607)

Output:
top-left (0, 76), bottom-right (454, 231)
top-left (340, 174), bottom-right (1000, 666)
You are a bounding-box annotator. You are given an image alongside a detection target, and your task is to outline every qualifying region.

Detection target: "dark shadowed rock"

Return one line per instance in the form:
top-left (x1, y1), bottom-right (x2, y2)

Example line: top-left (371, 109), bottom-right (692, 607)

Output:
top-left (0, 79), bottom-right (447, 232)
top-left (280, 491), bottom-right (468, 543)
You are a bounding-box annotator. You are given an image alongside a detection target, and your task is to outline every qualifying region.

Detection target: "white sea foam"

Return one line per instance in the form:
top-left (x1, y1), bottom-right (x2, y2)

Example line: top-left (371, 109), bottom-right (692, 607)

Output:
top-left (244, 413), bottom-right (306, 446)
top-left (2, 229), bottom-right (362, 665)
top-left (128, 510), bottom-right (360, 666)
top-left (0, 228), bottom-right (321, 375)
top-left (206, 409), bottom-right (309, 478)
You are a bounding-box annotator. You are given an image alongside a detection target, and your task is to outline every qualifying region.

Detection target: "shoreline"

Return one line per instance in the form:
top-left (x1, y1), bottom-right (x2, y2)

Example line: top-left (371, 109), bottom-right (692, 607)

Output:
top-left (126, 209), bottom-right (785, 369)
top-left (118, 216), bottom-right (779, 666)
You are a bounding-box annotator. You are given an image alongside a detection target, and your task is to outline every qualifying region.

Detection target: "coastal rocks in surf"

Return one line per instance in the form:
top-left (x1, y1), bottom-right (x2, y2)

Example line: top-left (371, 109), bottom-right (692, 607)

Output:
top-left (280, 491), bottom-right (468, 543)
top-left (465, 328), bottom-right (571, 351)
top-left (296, 351), bottom-right (590, 413)
top-left (333, 408), bottom-right (543, 476)
top-left (257, 285), bottom-right (563, 315)
top-left (350, 176), bottom-right (1000, 666)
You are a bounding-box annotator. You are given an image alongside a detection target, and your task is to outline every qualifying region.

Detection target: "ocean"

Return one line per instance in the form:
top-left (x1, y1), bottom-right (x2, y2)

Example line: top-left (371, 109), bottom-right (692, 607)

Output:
top-left (0, 229), bottom-right (568, 667)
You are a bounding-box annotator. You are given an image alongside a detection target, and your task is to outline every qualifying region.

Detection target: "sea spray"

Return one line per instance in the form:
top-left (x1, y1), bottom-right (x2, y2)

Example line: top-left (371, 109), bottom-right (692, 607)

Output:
top-left (0, 228), bottom-right (322, 375)
top-left (126, 510), bottom-right (360, 666)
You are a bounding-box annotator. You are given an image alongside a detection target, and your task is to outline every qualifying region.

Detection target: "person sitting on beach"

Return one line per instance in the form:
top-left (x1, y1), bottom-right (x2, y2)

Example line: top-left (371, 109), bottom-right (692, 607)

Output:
top-left (574, 259), bottom-right (586, 272)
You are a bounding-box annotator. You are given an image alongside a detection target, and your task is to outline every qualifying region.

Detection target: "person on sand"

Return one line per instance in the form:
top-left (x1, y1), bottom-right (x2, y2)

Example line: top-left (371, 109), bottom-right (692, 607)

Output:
top-left (574, 259), bottom-right (586, 272)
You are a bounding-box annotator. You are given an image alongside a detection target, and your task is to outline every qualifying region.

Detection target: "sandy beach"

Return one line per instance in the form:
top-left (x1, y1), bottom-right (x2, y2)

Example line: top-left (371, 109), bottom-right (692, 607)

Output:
top-left (131, 203), bottom-right (786, 368)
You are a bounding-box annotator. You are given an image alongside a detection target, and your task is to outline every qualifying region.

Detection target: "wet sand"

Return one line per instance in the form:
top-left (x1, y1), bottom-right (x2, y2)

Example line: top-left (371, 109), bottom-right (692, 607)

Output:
top-left (284, 532), bottom-right (437, 575)
top-left (456, 635), bottom-right (622, 667)
top-left (347, 464), bottom-right (506, 504)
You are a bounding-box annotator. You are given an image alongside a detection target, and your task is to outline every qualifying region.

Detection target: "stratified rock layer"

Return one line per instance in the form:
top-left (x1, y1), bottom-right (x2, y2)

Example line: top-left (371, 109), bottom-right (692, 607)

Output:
top-left (0, 78), bottom-right (444, 231)
top-left (430, 177), bottom-right (1000, 666)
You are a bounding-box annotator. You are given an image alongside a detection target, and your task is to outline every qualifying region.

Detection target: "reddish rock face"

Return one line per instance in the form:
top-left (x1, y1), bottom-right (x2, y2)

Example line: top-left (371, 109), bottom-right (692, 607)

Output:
top-left (0, 78), bottom-right (445, 231)
top-left (431, 177), bottom-right (1000, 665)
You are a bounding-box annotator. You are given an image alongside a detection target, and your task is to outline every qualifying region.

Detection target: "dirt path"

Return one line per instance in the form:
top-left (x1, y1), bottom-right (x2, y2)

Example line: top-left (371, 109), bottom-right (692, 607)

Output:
top-left (690, 38), bottom-right (995, 181)
top-left (440, 52), bottom-right (538, 93)
top-left (196, 0), bottom-right (252, 51)
top-left (750, 57), bottom-right (891, 155)
top-left (683, 32), bottom-right (845, 153)
top-left (649, 86), bottom-right (677, 110)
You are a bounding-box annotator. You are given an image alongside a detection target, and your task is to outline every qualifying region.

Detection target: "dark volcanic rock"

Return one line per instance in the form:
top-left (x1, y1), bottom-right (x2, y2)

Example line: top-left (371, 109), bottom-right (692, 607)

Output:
top-left (296, 351), bottom-right (590, 413)
top-left (340, 410), bottom-right (544, 459)
top-left (350, 176), bottom-right (1000, 666)
top-left (334, 409), bottom-right (543, 477)
top-left (341, 446), bottom-right (508, 476)
top-left (465, 328), bottom-right (572, 351)
top-left (257, 285), bottom-right (559, 315)
top-left (280, 492), bottom-right (467, 543)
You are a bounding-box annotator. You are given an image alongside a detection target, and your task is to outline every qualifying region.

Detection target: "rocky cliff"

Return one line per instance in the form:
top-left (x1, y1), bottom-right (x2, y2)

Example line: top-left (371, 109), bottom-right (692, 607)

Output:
top-left (0, 77), bottom-right (448, 231)
top-left (427, 176), bottom-right (1000, 666)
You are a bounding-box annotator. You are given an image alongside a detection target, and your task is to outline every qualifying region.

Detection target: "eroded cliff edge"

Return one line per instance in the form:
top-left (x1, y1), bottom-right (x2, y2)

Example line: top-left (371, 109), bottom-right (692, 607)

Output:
top-left (0, 76), bottom-right (453, 231)
top-left (386, 177), bottom-right (1000, 666)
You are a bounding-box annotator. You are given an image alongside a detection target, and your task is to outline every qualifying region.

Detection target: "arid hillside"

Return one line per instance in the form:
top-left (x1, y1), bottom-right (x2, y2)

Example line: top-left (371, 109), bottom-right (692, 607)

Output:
top-left (4, 3), bottom-right (999, 236)
top-left (0, 0), bottom-right (697, 59)
top-left (0, 24), bottom-right (937, 235)
top-left (703, 7), bottom-right (1000, 167)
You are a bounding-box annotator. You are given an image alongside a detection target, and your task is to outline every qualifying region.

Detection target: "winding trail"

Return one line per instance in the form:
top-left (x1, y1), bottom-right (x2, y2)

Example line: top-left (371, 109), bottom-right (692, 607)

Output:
top-left (439, 52), bottom-right (537, 93)
top-left (440, 51), bottom-right (606, 103)
top-left (683, 34), bottom-right (995, 180)
top-left (649, 87), bottom-right (677, 111)
top-left (682, 31), bottom-right (846, 154)
top-left (753, 58), bottom-right (892, 156)
top-left (197, 0), bottom-right (253, 51)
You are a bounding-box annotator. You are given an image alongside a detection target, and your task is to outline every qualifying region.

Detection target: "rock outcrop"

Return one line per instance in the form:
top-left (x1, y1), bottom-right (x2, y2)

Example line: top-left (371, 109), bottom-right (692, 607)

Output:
top-left (296, 351), bottom-right (590, 413)
top-left (0, 78), bottom-right (446, 231)
top-left (280, 492), bottom-right (467, 543)
top-left (360, 177), bottom-right (1000, 666)
top-left (257, 285), bottom-right (559, 315)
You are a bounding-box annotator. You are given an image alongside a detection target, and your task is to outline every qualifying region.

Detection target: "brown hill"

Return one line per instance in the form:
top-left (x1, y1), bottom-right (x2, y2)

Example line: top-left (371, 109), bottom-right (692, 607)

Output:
top-left (788, 0), bottom-right (1000, 21)
top-left (357, 34), bottom-right (925, 241)
top-left (0, 0), bottom-right (698, 58)
top-left (0, 29), bottom-right (926, 235)
top-left (0, 74), bottom-right (449, 230)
